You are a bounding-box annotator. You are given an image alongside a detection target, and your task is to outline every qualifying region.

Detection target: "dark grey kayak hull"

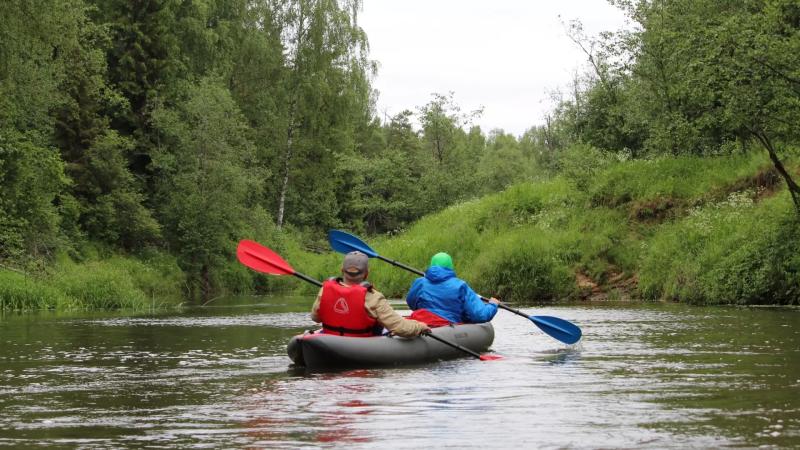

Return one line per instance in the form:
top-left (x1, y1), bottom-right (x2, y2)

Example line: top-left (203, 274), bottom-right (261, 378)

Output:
top-left (287, 323), bottom-right (495, 370)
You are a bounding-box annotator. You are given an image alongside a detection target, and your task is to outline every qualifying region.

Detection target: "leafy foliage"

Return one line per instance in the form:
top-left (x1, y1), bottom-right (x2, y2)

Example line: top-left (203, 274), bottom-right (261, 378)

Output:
top-left (554, 0), bottom-right (800, 210)
top-left (2, 0), bottom-right (799, 308)
top-left (0, 134), bottom-right (68, 262)
top-left (152, 78), bottom-right (265, 301)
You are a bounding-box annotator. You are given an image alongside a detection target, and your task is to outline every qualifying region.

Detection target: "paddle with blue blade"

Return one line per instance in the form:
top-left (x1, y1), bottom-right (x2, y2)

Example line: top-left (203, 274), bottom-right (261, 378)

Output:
top-left (327, 229), bottom-right (583, 345)
top-left (236, 239), bottom-right (500, 361)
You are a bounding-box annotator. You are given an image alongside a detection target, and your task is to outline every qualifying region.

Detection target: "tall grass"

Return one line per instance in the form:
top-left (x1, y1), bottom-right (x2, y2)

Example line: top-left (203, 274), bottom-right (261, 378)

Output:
top-left (0, 270), bottom-right (75, 310)
top-left (50, 261), bottom-right (149, 309)
top-left (0, 252), bottom-right (184, 311)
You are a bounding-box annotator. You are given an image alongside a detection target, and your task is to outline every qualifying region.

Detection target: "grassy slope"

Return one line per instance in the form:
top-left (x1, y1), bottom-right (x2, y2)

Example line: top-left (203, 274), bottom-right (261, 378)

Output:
top-left (296, 152), bottom-right (799, 305)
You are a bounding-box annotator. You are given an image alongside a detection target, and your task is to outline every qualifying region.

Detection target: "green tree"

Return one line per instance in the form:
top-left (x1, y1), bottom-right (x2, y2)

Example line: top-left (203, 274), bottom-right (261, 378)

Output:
top-left (173, 0), bottom-right (247, 78)
top-left (0, 0), bottom-right (86, 263)
top-left (334, 109), bottom-right (429, 231)
top-left (562, 20), bottom-right (647, 156)
top-left (520, 118), bottom-right (564, 174)
top-left (477, 130), bottom-right (537, 194)
top-left (417, 92), bottom-right (482, 165)
top-left (0, 134), bottom-right (68, 263)
top-left (336, 148), bottom-right (421, 234)
top-left (626, 0), bottom-right (800, 211)
top-left (152, 79), bottom-right (265, 301)
top-left (93, 0), bottom-right (183, 191)
top-left (704, 0), bottom-right (800, 212)
top-left (272, 0), bottom-right (374, 231)
top-left (76, 132), bottom-right (161, 247)
top-left (51, 1), bottom-right (160, 249)
top-left (414, 93), bottom-right (485, 213)
top-left (0, 0), bottom-right (74, 139)
top-left (227, 0), bottom-right (288, 195)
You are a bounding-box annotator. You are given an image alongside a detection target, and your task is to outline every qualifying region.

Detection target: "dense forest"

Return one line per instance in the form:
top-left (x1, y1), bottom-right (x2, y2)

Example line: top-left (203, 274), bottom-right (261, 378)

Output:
top-left (1, 0), bottom-right (798, 309)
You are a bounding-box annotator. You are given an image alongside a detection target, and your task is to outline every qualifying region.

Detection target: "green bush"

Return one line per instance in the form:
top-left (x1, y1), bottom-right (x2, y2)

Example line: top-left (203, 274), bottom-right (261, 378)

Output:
top-left (700, 195), bottom-right (800, 304)
top-left (557, 143), bottom-right (615, 192)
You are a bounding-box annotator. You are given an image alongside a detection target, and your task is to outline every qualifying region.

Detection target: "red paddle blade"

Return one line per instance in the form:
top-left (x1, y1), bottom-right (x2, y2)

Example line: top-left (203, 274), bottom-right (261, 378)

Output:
top-left (236, 240), bottom-right (295, 276)
top-left (479, 354), bottom-right (504, 361)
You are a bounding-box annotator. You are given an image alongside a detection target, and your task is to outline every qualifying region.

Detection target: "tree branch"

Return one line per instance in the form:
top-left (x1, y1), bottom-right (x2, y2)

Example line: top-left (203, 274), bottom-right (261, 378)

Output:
top-left (751, 129), bottom-right (800, 214)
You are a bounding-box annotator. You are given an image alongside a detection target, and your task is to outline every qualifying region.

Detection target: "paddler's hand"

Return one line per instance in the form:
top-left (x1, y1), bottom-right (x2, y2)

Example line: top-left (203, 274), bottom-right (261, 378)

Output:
top-left (488, 297), bottom-right (500, 305)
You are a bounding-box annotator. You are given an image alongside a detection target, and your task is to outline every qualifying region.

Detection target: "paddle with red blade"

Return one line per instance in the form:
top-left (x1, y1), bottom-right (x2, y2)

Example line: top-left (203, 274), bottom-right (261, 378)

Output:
top-left (236, 239), bottom-right (501, 362)
top-left (236, 239), bottom-right (322, 287)
top-left (327, 229), bottom-right (583, 345)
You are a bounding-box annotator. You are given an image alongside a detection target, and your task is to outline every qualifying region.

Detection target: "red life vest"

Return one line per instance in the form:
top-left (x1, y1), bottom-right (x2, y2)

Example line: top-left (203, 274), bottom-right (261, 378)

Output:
top-left (319, 279), bottom-right (378, 337)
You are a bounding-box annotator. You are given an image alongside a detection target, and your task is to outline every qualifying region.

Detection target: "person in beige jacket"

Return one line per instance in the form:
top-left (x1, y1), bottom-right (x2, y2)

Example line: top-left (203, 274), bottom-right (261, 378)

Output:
top-left (310, 251), bottom-right (429, 338)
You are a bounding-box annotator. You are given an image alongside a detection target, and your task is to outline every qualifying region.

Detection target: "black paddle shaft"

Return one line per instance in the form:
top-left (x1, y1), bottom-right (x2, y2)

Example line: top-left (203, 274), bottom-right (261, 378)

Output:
top-left (494, 302), bottom-right (530, 318)
top-left (293, 272), bottom-right (322, 287)
top-left (378, 255), bottom-right (424, 276)
top-left (423, 331), bottom-right (483, 359)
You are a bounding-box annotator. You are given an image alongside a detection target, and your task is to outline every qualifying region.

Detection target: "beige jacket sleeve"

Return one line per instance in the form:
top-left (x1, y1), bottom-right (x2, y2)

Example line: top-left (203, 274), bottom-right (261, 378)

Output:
top-left (364, 288), bottom-right (428, 338)
top-left (310, 287), bottom-right (323, 323)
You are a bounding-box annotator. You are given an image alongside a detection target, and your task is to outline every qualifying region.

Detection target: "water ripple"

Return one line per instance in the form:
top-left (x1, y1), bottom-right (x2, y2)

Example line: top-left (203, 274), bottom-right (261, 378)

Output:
top-left (1, 302), bottom-right (798, 448)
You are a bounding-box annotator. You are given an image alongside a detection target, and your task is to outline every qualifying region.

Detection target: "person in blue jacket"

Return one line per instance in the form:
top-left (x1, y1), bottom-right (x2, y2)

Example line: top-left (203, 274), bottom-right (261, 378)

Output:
top-left (405, 252), bottom-right (500, 327)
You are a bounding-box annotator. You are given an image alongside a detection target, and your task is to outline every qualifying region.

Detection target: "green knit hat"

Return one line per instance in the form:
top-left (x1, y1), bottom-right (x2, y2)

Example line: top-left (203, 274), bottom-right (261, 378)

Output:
top-left (430, 252), bottom-right (454, 270)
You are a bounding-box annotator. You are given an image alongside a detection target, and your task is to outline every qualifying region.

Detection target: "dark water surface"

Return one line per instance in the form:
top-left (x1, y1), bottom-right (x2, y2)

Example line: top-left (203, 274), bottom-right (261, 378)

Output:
top-left (1, 298), bottom-right (798, 448)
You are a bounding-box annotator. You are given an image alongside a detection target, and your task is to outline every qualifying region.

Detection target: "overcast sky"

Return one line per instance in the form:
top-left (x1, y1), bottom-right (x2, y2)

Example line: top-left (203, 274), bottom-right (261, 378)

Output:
top-left (358, 1), bottom-right (631, 136)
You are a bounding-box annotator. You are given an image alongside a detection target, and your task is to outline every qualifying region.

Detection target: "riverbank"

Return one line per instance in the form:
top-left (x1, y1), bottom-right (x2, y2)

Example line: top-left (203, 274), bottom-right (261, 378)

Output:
top-left (0, 251), bottom-right (184, 311)
top-left (2, 151), bottom-right (798, 310)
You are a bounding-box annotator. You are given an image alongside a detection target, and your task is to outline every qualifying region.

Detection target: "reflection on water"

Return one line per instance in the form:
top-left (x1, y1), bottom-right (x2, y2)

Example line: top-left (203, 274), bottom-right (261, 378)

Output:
top-left (242, 368), bottom-right (381, 445)
top-left (1, 298), bottom-right (799, 448)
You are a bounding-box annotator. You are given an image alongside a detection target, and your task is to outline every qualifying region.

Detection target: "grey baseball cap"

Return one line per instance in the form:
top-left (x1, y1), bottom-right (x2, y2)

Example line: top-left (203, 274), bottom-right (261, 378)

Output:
top-left (342, 251), bottom-right (368, 275)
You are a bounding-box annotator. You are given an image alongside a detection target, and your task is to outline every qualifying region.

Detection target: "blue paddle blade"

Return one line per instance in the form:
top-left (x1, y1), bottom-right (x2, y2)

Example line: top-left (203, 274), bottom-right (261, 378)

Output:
top-left (327, 229), bottom-right (379, 258)
top-left (529, 315), bottom-right (582, 345)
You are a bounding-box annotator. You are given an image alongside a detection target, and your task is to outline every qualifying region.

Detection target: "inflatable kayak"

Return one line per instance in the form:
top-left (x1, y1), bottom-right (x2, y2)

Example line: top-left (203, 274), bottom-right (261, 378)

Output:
top-left (287, 322), bottom-right (494, 370)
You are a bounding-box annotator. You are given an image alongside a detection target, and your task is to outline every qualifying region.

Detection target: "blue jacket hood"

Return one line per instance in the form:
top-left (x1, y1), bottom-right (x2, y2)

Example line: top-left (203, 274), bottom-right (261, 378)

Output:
top-left (425, 266), bottom-right (455, 283)
top-left (406, 267), bottom-right (498, 324)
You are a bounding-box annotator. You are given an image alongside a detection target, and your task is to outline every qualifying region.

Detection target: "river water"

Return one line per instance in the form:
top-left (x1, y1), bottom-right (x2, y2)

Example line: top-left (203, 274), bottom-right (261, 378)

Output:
top-left (1, 297), bottom-right (798, 448)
